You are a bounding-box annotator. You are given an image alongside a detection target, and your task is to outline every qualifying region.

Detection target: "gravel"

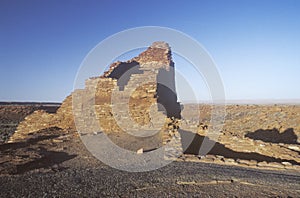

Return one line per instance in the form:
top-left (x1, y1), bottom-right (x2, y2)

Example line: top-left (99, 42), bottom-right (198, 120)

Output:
top-left (0, 161), bottom-right (299, 197)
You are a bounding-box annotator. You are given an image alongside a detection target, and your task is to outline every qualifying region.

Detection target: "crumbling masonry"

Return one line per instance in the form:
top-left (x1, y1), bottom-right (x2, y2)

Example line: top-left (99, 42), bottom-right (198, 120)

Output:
top-left (9, 42), bottom-right (183, 159)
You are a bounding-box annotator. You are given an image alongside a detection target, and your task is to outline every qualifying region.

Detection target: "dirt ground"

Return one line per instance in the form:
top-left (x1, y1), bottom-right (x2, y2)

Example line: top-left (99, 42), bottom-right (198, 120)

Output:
top-left (0, 104), bottom-right (299, 197)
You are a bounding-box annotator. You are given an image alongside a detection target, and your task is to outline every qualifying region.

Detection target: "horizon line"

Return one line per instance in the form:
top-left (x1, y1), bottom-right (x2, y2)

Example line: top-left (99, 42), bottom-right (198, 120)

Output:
top-left (1, 98), bottom-right (300, 105)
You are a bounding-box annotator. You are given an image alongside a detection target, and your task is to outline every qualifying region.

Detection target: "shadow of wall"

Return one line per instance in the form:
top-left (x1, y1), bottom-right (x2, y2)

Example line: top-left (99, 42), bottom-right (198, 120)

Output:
top-left (245, 128), bottom-right (299, 145)
top-left (179, 129), bottom-right (299, 165)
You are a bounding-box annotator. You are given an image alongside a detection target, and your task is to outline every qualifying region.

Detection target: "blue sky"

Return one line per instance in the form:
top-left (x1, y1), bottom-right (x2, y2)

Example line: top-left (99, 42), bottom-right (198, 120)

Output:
top-left (1, 0), bottom-right (300, 102)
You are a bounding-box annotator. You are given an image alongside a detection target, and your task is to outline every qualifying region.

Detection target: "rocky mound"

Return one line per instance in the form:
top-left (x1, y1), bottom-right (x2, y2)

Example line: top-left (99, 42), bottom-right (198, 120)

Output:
top-left (0, 104), bottom-right (59, 143)
top-left (9, 41), bottom-right (183, 158)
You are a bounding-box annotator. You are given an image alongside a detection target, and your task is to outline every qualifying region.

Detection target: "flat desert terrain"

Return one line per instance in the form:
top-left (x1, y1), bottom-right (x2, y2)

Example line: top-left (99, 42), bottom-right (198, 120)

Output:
top-left (0, 103), bottom-right (299, 197)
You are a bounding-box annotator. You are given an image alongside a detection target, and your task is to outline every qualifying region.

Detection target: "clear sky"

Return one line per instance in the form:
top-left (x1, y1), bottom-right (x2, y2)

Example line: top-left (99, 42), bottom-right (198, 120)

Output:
top-left (1, 0), bottom-right (300, 102)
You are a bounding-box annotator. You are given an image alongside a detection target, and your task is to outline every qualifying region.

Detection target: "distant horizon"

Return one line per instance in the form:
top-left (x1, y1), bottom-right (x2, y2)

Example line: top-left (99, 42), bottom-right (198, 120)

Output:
top-left (1, 1), bottom-right (300, 102)
top-left (1, 98), bottom-right (300, 105)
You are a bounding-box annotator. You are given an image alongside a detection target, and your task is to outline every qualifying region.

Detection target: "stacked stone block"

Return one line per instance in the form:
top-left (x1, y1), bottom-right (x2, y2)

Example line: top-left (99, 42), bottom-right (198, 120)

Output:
top-left (9, 41), bottom-right (184, 160)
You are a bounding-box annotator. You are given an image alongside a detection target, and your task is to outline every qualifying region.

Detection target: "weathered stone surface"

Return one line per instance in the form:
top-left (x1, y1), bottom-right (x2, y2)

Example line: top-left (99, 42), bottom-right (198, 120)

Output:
top-left (180, 103), bottom-right (300, 170)
top-left (8, 96), bottom-right (75, 142)
top-left (6, 41), bottom-right (300, 171)
top-left (9, 41), bottom-right (183, 159)
top-left (267, 162), bottom-right (284, 169)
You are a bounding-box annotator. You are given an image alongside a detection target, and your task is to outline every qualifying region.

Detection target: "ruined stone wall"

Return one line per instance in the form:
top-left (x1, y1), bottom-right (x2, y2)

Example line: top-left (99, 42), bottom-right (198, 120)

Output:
top-left (9, 42), bottom-right (183, 158)
top-left (73, 42), bottom-right (183, 157)
top-left (8, 95), bottom-right (76, 142)
top-left (9, 41), bottom-right (299, 170)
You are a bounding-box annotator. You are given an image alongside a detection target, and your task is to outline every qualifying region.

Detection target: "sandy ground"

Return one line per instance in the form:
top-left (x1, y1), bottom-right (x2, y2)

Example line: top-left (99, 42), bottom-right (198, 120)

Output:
top-left (0, 104), bottom-right (299, 197)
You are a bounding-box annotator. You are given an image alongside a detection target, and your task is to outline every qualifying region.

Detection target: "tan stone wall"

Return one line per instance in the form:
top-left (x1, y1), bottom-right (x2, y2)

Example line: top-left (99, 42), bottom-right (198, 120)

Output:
top-left (9, 42), bottom-right (183, 159)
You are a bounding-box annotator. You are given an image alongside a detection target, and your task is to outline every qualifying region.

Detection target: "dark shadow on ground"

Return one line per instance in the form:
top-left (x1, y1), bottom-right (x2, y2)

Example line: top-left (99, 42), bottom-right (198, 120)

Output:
top-left (0, 127), bottom-right (77, 175)
top-left (15, 147), bottom-right (76, 174)
top-left (179, 129), bottom-right (299, 165)
top-left (0, 134), bottom-right (60, 151)
top-left (245, 128), bottom-right (299, 145)
top-left (0, 105), bottom-right (59, 143)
